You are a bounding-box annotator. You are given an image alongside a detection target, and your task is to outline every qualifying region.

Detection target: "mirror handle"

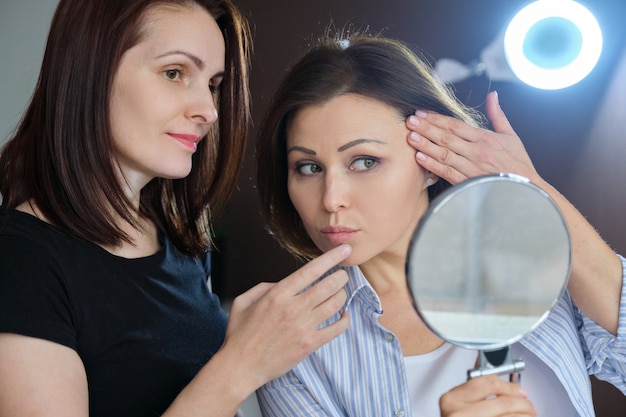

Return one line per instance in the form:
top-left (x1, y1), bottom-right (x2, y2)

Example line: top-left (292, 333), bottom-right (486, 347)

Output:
top-left (467, 346), bottom-right (525, 383)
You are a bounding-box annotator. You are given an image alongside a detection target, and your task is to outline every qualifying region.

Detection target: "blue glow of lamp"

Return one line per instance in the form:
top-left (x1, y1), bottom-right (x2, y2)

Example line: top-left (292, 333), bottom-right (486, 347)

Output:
top-left (434, 0), bottom-right (603, 90)
top-left (503, 0), bottom-right (603, 89)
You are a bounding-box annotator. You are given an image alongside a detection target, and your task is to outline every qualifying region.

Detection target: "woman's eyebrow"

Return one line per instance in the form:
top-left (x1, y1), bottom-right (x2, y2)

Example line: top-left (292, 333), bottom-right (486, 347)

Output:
top-left (155, 50), bottom-right (225, 80)
top-left (156, 50), bottom-right (205, 70)
top-left (287, 139), bottom-right (387, 155)
top-left (287, 146), bottom-right (316, 155)
top-left (338, 139), bottom-right (386, 152)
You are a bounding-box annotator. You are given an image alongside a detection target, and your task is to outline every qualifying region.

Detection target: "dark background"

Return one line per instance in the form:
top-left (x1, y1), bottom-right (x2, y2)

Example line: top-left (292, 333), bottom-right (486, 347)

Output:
top-left (212, 1), bottom-right (626, 414)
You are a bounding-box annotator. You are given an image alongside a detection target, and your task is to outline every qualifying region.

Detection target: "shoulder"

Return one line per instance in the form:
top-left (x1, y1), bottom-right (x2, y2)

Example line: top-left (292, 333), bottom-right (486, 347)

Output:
top-left (0, 209), bottom-right (81, 348)
top-left (0, 207), bottom-right (78, 269)
top-left (0, 207), bottom-right (99, 302)
top-left (1, 208), bottom-right (58, 263)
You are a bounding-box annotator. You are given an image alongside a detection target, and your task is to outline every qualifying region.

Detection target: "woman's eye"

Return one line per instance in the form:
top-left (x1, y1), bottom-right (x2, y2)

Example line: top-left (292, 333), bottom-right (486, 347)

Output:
top-left (210, 77), bottom-right (223, 95)
top-left (296, 162), bottom-right (322, 176)
top-left (351, 157), bottom-right (378, 171)
top-left (164, 69), bottom-right (181, 81)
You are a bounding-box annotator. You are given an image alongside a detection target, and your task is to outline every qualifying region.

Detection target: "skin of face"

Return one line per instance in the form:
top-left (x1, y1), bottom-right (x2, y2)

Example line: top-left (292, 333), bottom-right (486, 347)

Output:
top-left (109, 4), bottom-right (225, 197)
top-left (287, 93), bottom-right (432, 267)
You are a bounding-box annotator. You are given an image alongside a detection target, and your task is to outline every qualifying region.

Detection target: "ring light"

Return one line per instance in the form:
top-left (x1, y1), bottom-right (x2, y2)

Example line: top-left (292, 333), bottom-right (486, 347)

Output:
top-left (504, 0), bottom-right (602, 89)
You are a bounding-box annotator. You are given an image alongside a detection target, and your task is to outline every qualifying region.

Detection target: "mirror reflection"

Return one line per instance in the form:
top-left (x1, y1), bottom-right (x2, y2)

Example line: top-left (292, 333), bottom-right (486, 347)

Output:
top-left (407, 174), bottom-right (571, 353)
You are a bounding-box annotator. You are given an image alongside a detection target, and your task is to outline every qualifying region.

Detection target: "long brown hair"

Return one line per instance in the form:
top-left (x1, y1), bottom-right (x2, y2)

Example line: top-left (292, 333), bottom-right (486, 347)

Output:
top-left (0, 0), bottom-right (252, 256)
top-left (256, 33), bottom-right (483, 260)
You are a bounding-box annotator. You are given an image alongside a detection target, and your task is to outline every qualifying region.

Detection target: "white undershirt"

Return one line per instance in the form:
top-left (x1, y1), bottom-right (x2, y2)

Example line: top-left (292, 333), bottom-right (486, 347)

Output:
top-left (404, 343), bottom-right (575, 417)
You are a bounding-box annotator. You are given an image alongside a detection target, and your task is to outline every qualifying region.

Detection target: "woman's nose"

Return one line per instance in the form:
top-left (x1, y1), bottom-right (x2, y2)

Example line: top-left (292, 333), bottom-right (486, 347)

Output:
top-left (187, 89), bottom-right (218, 125)
top-left (322, 175), bottom-right (348, 213)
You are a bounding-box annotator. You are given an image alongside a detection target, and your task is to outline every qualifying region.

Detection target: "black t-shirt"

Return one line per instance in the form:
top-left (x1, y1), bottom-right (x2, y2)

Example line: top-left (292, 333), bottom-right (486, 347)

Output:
top-left (0, 207), bottom-right (228, 417)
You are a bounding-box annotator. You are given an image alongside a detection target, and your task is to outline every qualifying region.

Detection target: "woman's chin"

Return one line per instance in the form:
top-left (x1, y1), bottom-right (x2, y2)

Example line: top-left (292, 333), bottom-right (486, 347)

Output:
top-left (316, 243), bottom-right (370, 267)
top-left (337, 253), bottom-right (370, 268)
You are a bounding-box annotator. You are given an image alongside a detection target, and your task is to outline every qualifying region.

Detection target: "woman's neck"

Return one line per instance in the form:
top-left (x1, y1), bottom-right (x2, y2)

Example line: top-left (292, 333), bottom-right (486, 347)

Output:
top-left (361, 254), bottom-right (445, 356)
top-left (359, 253), bottom-right (406, 296)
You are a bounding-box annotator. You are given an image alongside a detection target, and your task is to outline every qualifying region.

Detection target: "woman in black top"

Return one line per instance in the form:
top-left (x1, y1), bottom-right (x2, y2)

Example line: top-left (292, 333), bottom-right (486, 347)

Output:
top-left (0, 1), bottom-right (351, 416)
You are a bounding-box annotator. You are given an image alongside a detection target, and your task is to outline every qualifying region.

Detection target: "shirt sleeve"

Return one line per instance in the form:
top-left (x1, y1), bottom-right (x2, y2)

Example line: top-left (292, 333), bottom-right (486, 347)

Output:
top-left (577, 254), bottom-right (626, 393)
top-left (0, 235), bottom-right (76, 349)
top-left (257, 371), bottom-right (331, 417)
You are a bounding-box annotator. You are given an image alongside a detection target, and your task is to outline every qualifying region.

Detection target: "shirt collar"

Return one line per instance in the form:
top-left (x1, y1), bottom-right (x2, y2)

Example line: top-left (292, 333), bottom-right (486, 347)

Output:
top-left (340, 265), bottom-right (383, 314)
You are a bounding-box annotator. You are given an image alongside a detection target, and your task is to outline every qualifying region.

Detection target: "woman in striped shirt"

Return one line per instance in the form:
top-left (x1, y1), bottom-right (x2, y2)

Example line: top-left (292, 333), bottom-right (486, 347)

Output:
top-left (255, 33), bottom-right (626, 417)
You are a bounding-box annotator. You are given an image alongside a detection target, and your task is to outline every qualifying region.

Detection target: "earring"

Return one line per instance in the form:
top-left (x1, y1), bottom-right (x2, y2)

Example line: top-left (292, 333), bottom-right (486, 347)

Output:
top-left (425, 177), bottom-right (435, 187)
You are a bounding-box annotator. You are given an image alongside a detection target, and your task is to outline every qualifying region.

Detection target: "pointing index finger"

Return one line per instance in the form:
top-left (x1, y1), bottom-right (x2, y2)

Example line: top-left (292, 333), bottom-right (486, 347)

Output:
top-left (280, 244), bottom-right (352, 295)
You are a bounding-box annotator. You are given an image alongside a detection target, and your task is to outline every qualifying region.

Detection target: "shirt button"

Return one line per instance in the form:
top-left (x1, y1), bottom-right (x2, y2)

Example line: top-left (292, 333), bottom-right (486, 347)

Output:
top-left (385, 333), bottom-right (394, 343)
top-left (395, 409), bottom-right (405, 417)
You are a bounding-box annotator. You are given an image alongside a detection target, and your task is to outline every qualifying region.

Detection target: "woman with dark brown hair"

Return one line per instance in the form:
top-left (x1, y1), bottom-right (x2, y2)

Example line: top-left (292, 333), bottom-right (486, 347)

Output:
top-left (255, 33), bottom-right (626, 417)
top-left (0, 1), bottom-right (351, 416)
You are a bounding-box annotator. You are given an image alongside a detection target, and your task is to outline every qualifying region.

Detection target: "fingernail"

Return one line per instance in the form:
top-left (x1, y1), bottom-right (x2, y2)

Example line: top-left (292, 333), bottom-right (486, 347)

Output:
top-left (340, 243), bottom-right (352, 255)
top-left (415, 110), bottom-right (427, 118)
top-left (416, 151), bottom-right (426, 161)
top-left (493, 90), bottom-right (499, 106)
top-left (408, 115), bottom-right (420, 126)
top-left (409, 132), bottom-right (421, 142)
top-left (519, 386), bottom-right (529, 397)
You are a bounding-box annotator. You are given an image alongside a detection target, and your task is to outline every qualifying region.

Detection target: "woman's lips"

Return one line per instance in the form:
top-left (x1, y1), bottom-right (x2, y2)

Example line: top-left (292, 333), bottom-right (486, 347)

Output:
top-left (321, 227), bottom-right (358, 245)
top-left (169, 133), bottom-right (201, 151)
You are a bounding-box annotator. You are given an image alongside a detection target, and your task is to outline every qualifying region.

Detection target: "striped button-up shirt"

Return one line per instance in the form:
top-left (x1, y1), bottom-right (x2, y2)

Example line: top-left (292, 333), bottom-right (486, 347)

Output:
top-left (258, 256), bottom-right (626, 417)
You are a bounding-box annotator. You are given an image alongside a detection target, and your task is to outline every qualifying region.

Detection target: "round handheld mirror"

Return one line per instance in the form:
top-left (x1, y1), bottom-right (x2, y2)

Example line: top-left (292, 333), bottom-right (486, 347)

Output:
top-left (406, 174), bottom-right (570, 380)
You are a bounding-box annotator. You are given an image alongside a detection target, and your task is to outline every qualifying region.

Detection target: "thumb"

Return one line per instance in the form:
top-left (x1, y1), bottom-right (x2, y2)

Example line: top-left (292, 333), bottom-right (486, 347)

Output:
top-left (485, 91), bottom-right (515, 135)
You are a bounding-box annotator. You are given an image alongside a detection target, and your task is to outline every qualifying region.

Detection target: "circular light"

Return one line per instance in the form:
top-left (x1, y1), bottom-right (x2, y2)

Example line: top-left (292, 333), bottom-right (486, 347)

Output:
top-left (504, 0), bottom-right (603, 89)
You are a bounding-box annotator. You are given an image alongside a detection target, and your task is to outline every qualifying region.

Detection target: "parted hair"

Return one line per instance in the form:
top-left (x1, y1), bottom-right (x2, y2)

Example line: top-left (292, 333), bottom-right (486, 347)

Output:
top-left (0, 0), bottom-right (252, 256)
top-left (256, 33), bottom-right (484, 260)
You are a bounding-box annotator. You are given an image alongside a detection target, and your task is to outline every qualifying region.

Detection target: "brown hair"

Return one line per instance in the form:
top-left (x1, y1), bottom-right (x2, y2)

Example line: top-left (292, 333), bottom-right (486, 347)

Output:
top-left (0, 0), bottom-right (252, 256)
top-left (256, 33), bottom-right (483, 260)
